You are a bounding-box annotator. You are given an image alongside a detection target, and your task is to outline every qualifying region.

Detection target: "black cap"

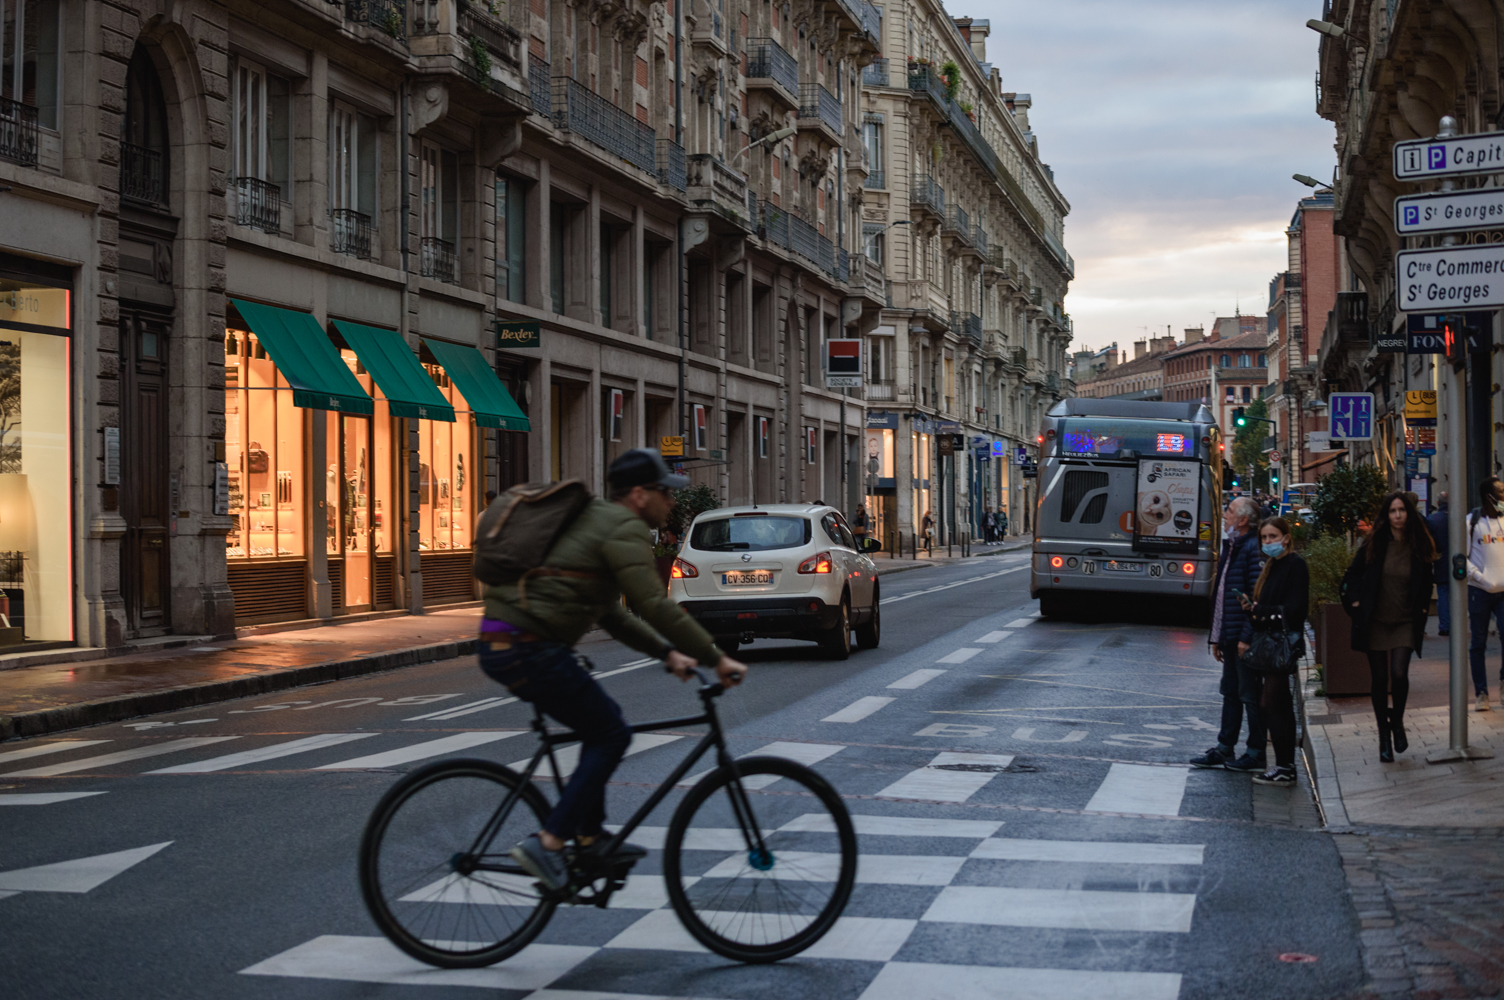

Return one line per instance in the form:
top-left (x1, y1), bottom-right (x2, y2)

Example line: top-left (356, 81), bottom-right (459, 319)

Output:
top-left (608, 448), bottom-right (690, 491)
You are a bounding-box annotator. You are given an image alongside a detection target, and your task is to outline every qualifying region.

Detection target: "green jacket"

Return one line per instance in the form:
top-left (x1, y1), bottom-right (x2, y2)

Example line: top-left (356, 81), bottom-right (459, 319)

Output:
top-left (482, 498), bottom-right (724, 666)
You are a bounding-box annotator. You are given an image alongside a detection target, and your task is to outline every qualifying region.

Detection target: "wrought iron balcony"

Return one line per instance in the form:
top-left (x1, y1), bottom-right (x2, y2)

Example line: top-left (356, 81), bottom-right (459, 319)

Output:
top-left (528, 56), bottom-right (550, 116)
top-left (951, 311), bottom-right (982, 345)
top-left (657, 138), bottom-right (687, 192)
top-left (346, 0), bottom-right (407, 40)
top-left (907, 64), bottom-right (949, 112)
top-left (948, 101), bottom-right (998, 175)
top-left (1041, 228), bottom-right (1074, 278)
top-left (331, 209), bottom-right (373, 259)
top-left (974, 226), bottom-right (988, 257)
top-left (1030, 286), bottom-right (1043, 307)
top-left (945, 205), bottom-right (972, 245)
top-left (911, 175), bottom-right (945, 216)
top-left (1046, 371), bottom-right (1060, 396)
top-left (746, 38), bottom-right (798, 100)
top-left (862, 58), bottom-right (889, 88)
top-left (761, 202), bottom-right (791, 251)
top-left (798, 83), bottom-right (841, 136)
top-left (552, 77), bottom-right (656, 175)
top-left (1335, 291), bottom-right (1368, 345)
top-left (233, 176), bottom-right (282, 234)
top-left (421, 237), bottom-right (458, 283)
top-left (837, 247), bottom-right (849, 284)
top-left (0, 96), bottom-right (39, 167)
top-left (120, 141), bottom-right (166, 206)
top-left (789, 211), bottom-right (835, 276)
top-left (1010, 347), bottom-right (1028, 368)
top-left (864, 170), bottom-right (885, 189)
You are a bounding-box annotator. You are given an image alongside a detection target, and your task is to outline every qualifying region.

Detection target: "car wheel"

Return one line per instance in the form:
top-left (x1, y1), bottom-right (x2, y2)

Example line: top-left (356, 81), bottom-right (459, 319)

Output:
top-left (822, 598), bottom-right (851, 660)
top-left (855, 591), bottom-right (881, 650)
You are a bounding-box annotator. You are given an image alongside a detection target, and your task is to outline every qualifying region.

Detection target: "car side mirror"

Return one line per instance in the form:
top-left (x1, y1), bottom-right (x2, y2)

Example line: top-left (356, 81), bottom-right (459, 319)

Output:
top-left (861, 537), bottom-right (882, 554)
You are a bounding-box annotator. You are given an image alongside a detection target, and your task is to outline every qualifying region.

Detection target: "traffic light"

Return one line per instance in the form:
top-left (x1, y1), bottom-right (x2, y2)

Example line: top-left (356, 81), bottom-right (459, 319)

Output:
top-left (1232, 407), bottom-right (1247, 427)
top-left (1270, 469), bottom-right (1280, 486)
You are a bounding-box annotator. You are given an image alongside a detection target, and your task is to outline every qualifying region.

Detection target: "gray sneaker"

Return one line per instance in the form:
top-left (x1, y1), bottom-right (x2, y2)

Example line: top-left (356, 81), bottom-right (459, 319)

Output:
top-left (1223, 752), bottom-right (1267, 773)
top-left (510, 835), bottom-right (570, 893)
top-left (1189, 746), bottom-right (1233, 769)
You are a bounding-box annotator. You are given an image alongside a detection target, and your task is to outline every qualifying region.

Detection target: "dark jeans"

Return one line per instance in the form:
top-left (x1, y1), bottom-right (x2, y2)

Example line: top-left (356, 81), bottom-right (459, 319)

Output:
top-left (478, 638), bottom-right (631, 841)
top-left (1468, 588), bottom-right (1504, 695)
top-left (1260, 672), bottom-right (1297, 769)
top-left (1215, 641), bottom-right (1265, 756)
top-left (1436, 583), bottom-right (1450, 633)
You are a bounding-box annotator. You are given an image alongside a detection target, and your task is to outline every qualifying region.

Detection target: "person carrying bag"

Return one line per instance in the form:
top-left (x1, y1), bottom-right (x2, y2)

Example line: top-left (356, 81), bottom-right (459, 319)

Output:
top-left (1238, 516), bottom-right (1309, 787)
top-left (1340, 491), bottom-right (1437, 761)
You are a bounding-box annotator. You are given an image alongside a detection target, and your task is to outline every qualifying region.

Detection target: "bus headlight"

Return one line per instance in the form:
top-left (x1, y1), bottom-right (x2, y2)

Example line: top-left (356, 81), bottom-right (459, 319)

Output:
top-left (1067, 557), bottom-right (1079, 568)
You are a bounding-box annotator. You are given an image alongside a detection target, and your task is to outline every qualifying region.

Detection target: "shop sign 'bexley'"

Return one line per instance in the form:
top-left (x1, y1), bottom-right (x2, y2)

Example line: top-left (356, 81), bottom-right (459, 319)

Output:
top-left (1394, 244), bottom-right (1504, 311)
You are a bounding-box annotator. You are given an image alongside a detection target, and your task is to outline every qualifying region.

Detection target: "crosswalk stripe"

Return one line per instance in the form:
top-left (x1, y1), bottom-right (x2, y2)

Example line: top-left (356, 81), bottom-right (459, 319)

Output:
top-left (921, 884), bottom-right (1196, 933)
top-left (876, 752), bottom-right (1014, 802)
top-left (314, 731), bottom-right (529, 770)
top-left (821, 696), bottom-right (894, 723)
top-left (509, 733), bottom-right (682, 781)
top-left (607, 910), bottom-right (916, 962)
top-left (405, 696), bottom-right (515, 722)
top-left (6, 738), bottom-right (239, 777)
top-left (147, 734), bottom-right (376, 774)
top-left (0, 740), bottom-right (110, 766)
top-left (1004, 618), bottom-right (1035, 629)
top-left (935, 648), bottom-right (981, 664)
top-left (239, 935), bottom-right (596, 990)
top-left (889, 669), bottom-right (946, 689)
top-left (975, 630), bottom-right (1013, 643)
top-left (780, 813), bottom-right (1004, 839)
top-left (1085, 763), bottom-right (1189, 816)
top-left (679, 741), bottom-right (845, 787)
top-left (0, 792), bottom-right (108, 806)
top-left (701, 850), bottom-right (963, 886)
top-left (970, 838), bottom-right (1204, 865)
top-left (859, 962), bottom-right (1182, 1000)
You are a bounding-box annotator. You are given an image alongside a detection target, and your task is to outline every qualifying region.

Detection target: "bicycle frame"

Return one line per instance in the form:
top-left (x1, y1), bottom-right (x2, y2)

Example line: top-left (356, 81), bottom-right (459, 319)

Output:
top-left (465, 673), bottom-right (770, 873)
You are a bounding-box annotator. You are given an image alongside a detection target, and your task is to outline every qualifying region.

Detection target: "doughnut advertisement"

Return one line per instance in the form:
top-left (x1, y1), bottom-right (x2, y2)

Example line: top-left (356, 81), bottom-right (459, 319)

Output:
top-left (1133, 458), bottom-right (1200, 553)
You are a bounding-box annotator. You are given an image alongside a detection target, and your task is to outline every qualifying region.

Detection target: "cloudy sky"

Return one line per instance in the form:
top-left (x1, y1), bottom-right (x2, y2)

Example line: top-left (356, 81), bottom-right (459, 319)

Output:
top-left (978, 0), bottom-right (1335, 353)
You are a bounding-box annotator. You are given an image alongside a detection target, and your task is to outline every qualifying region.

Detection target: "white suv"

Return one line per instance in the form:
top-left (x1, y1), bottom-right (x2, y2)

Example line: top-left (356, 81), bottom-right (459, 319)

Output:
top-left (668, 504), bottom-right (882, 659)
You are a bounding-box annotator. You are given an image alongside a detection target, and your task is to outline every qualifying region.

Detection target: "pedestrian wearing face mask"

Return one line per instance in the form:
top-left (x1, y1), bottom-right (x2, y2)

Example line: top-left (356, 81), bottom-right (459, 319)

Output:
top-left (1341, 492), bottom-right (1438, 761)
top-left (1237, 517), bottom-right (1309, 786)
top-left (1465, 476), bottom-right (1504, 710)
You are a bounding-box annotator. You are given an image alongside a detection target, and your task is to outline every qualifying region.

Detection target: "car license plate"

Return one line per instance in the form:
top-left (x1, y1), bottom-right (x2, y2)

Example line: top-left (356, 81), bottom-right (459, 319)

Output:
top-left (722, 570), bottom-right (773, 586)
top-left (1102, 560), bottom-right (1142, 573)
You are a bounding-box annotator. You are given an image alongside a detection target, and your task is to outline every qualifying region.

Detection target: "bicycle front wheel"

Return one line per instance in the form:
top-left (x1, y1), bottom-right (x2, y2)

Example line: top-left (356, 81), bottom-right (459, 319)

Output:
top-left (663, 756), bottom-right (857, 963)
top-left (359, 759), bottom-right (557, 968)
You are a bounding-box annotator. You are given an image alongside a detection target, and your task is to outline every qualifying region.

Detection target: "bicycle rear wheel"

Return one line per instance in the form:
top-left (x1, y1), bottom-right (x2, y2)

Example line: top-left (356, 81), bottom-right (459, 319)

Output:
top-left (359, 759), bottom-right (557, 968)
top-left (663, 756), bottom-right (856, 963)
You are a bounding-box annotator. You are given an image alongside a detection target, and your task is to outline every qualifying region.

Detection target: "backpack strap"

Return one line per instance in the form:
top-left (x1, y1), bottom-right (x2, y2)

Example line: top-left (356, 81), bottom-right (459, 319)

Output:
top-left (515, 566), bottom-right (599, 610)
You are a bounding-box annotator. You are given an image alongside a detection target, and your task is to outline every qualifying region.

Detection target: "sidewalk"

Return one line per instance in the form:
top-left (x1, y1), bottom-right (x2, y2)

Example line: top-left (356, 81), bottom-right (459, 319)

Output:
top-left (1300, 627), bottom-right (1504, 998)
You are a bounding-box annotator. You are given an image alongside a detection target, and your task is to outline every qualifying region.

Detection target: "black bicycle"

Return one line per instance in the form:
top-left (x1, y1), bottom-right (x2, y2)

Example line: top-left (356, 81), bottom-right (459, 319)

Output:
top-left (359, 665), bottom-right (857, 967)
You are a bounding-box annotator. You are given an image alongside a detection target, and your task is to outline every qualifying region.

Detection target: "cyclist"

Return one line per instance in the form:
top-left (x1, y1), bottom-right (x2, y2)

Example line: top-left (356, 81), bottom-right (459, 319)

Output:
top-left (480, 448), bottom-right (748, 892)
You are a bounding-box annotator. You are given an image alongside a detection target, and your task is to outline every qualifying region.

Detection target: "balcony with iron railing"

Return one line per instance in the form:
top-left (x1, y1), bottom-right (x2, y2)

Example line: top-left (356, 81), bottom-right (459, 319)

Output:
top-left (864, 169), bottom-right (885, 189)
top-left (746, 38), bottom-right (799, 105)
top-left (346, 0), bottom-right (407, 40)
top-left (947, 101), bottom-right (998, 176)
top-left (761, 201), bottom-right (791, 251)
top-left (0, 97), bottom-right (39, 167)
top-left (1030, 286), bottom-right (1043, 307)
top-left (551, 76), bottom-right (656, 175)
top-left (789, 211), bottom-right (836, 277)
top-left (421, 237), bottom-right (458, 282)
top-left (528, 56), bottom-right (551, 116)
top-left (944, 205), bottom-right (973, 246)
top-left (862, 58), bottom-right (889, 88)
top-left (233, 177), bottom-right (282, 234)
top-left (1041, 228), bottom-right (1074, 278)
top-left (331, 209), bottom-right (373, 259)
top-left (973, 225), bottom-right (988, 258)
top-left (866, 378), bottom-right (896, 401)
top-left (798, 82), bottom-right (842, 138)
top-left (907, 64), bottom-right (949, 112)
top-left (911, 174), bottom-right (944, 218)
top-left (657, 138), bottom-right (687, 192)
top-left (120, 142), bottom-right (166, 206)
top-left (686, 153), bottom-right (750, 223)
top-left (951, 311), bottom-right (982, 345)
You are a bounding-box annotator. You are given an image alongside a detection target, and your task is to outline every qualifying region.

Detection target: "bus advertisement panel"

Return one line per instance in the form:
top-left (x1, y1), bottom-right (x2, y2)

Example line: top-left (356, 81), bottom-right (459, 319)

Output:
top-left (1133, 458), bottom-right (1200, 554)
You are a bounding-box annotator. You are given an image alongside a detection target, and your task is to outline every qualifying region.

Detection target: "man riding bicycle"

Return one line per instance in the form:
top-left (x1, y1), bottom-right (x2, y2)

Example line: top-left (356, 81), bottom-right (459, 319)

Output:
top-left (479, 449), bottom-right (748, 891)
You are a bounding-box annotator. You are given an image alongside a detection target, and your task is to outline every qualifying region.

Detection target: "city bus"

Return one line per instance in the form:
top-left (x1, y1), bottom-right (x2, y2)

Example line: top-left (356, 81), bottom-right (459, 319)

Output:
top-left (1031, 398), bottom-right (1221, 619)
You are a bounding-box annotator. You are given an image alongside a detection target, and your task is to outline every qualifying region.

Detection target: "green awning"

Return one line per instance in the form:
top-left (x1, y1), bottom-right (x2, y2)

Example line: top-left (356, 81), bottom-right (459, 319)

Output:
top-left (331, 320), bottom-right (455, 422)
top-left (422, 338), bottom-right (531, 431)
top-left (230, 299), bottom-right (374, 415)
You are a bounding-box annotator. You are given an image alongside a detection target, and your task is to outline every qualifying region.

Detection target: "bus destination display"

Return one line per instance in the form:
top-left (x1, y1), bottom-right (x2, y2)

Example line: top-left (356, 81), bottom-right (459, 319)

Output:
top-left (1060, 420), bottom-right (1197, 458)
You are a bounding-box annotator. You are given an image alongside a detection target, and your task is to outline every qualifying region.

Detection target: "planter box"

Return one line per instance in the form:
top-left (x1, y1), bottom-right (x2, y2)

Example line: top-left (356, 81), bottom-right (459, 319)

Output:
top-left (1317, 602), bottom-right (1370, 696)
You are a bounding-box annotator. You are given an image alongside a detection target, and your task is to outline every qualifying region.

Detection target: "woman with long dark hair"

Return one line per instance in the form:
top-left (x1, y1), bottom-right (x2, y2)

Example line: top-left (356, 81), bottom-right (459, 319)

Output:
top-left (1237, 517), bottom-right (1308, 786)
top-left (1341, 491), bottom-right (1438, 761)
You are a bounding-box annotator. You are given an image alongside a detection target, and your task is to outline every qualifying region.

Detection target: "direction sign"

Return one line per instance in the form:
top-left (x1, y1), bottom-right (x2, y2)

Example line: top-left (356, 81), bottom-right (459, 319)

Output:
top-left (1395, 188), bottom-right (1504, 235)
top-left (1328, 392), bottom-right (1374, 441)
top-left (1395, 244), bottom-right (1504, 311)
top-left (1269, 450), bottom-right (1281, 463)
top-left (1393, 131), bottom-right (1504, 180)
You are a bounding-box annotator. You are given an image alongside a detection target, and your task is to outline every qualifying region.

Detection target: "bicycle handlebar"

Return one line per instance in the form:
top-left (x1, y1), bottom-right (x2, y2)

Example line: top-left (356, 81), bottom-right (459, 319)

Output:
top-left (663, 662), bottom-right (743, 694)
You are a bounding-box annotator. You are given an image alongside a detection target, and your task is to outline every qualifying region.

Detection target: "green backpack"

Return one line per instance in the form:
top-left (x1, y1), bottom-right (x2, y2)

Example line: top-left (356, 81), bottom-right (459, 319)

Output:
top-left (472, 480), bottom-right (593, 586)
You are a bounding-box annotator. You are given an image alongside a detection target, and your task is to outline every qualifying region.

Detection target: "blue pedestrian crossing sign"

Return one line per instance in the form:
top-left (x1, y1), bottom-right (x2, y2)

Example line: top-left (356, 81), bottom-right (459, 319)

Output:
top-left (1328, 392), bottom-right (1374, 442)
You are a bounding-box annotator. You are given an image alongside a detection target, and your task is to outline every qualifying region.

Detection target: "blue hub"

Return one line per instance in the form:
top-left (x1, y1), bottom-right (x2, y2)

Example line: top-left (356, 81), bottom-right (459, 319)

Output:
top-left (748, 847), bottom-right (774, 871)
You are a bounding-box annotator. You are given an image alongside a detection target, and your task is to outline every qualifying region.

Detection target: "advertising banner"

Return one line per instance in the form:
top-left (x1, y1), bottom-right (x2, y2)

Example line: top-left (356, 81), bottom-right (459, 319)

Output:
top-left (1133, 458), bottom-right (1201, 554)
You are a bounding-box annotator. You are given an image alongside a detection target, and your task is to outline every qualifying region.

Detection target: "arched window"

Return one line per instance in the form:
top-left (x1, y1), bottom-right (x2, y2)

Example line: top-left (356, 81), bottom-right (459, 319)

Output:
top-left (122, 46), bottom-right (169, 206)
top-left (1220, 353), bottom-right (1230, 367)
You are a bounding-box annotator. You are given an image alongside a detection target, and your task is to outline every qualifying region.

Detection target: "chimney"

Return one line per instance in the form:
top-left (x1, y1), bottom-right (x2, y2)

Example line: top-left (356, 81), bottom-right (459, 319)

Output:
top-left (1134, 339), bottom-right (1148, 359)
top-left (1151, 334), bottom-right (1177, 354)
top-left (1183, 326), bottom-right (1204, 345)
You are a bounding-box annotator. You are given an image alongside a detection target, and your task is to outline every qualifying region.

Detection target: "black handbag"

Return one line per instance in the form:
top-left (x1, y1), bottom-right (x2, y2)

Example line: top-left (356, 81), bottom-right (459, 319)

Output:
top-left (1243, 613), bottom-right (1305, 674)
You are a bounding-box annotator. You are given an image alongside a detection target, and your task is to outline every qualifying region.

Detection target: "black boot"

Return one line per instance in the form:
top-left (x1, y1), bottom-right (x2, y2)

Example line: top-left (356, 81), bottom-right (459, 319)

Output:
top-left (1391, 709), bottom-right (1408, 754)
top-left (1378, 728), bottom-right (1394, 763)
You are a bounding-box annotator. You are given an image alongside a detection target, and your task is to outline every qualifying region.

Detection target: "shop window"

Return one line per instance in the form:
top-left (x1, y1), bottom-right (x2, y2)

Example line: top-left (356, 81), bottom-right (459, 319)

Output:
top-left (0, 269), bottom-right (71, 642)
top-left (326, 346), bottom-right (396, 609)
top-left (224, 325), bottom-right (306, 561)
top-left (417, 357), bottom-right (478, 552)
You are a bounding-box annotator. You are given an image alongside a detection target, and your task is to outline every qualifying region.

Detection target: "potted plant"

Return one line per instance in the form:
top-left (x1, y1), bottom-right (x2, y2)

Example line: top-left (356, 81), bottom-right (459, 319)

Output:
top-left (1307, 464), bottom-right (1388, 695)
top-left (940, 60), bottom-right (961, 102)
top-left (655, 482), bottom-right (722, 586)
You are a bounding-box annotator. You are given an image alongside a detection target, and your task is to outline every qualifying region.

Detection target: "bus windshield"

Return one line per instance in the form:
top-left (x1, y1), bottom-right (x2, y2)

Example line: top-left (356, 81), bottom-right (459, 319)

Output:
top-left (1059, 419), bottom-right (1198, 459)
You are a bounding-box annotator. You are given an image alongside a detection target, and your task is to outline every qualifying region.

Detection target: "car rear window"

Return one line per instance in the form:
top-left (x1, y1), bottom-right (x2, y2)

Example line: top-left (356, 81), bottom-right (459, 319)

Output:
top-left (691, 516), bottom-right (811, 551)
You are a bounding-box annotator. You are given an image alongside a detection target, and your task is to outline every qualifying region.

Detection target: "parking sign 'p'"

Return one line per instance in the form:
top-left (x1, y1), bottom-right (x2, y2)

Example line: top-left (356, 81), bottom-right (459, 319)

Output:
top-left (1429, 145), bottom-right (1447, 170)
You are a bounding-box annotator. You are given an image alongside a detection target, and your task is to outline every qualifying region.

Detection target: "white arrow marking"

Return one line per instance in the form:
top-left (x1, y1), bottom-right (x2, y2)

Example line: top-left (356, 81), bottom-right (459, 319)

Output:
top-left (0, 841), bottom-right (172, 894)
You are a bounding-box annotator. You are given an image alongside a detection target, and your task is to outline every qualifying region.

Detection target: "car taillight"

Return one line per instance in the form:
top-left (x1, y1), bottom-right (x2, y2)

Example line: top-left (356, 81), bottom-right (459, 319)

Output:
top-left (672, 558), bottom-right (698, 579)
top-left (798, 551), bottom-right (833, 574)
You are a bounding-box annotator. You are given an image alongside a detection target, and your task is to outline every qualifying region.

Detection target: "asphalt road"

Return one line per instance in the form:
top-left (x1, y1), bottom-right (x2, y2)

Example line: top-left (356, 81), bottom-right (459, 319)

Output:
top-left (1, 552), bottom-right (1365, 1000)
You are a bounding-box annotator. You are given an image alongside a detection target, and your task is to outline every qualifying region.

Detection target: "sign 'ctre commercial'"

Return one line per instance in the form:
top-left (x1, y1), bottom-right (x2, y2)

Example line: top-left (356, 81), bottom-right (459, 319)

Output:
top-left (1394, 244), bottom-right (1504, 311)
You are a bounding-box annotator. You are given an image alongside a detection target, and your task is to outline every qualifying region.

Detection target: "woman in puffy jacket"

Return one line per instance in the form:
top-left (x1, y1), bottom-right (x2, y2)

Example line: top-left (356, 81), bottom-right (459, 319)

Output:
top-left (1341, 491), bottom-right (1438, 762)
top-left (1237, 517), bottom-right (1308, 787)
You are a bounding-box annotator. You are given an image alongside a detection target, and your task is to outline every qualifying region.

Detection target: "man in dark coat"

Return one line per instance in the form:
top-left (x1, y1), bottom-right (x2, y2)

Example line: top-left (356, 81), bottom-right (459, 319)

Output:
top-left (1191, 496), bottom-right (1267, 771)
top-left (1426, 492), bottom-right (1450, 636)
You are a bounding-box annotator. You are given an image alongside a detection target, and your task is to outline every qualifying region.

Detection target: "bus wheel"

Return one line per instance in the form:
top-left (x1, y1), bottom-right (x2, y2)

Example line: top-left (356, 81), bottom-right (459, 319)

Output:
top-left (1038, 592), bottom-right (1071, 620)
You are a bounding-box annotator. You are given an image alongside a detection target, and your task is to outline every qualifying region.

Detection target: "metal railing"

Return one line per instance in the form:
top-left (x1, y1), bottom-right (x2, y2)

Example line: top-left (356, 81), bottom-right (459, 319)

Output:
top-left (120, 142), bottom-right (166, 205)
top-left (858, 0), bottom-right (880, 39)
top-left (761, 202), bottom-right (791, 250)
top-left (234, 176), bottom-right (282, 234)
top-left (911, 174), bottom-right (944, 215)
top-left (863, 58), bottom-right (889, 87)
top-left (746, 38), bottom-right (798, 97)
top-left (1046, 371), bottom-right (1060, 395)
top-left (0, 97), bottom-right (39, 167)
top-left (331, 209), bottom-right (373, 258)
top-left (789, 212), bottom-right (835, 276)
top-left (657, 138), bottom-right (687, 191)
top-left (421, 237), bottom-right (458, 282)
top-left (528, 56), bottom-right (551, 116)
top-left (907, 64), bottom-right (949, 110)
top-left (864, 170), bottom-right (885, 189)
top-left (1041, 227), bottom-right (1074, 277)
top-left (552, 76), bottom-right (656, 175)
top-left (952, 311), bottom-right (982, 344)
top-left (974, 226), bottom-right (988, 257)
top-left (1010, 347), bottom-right (1027, 368)
top-left (798, 82), bottom-right (841, 135)
top-left (946, 205), bottom-right (972, 244)
top-left (346, 0), bottom-right (407, 40)
top-left (948, 100), bottom-right (998, 175)
top-left (1030, 286), bottom-right (1043, 307)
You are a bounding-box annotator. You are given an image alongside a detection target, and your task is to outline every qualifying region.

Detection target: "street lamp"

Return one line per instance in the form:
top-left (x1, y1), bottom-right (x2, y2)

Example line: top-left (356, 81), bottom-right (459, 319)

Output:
top-left (1293, 173), bottom-right (1332, 190)
top-left (1305, 19), bottom-right (1344, 38)
top-left (864, 219), bottom-right (911, 259)
top-left (734, 125), bottom-right (797, 163)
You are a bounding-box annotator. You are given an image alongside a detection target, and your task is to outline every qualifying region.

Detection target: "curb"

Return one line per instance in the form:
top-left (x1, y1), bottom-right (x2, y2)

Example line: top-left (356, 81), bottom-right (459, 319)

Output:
top-left (1297, 654), bottom-right (1354, 832)
top-left (0, 638), bottom-right (478, 743)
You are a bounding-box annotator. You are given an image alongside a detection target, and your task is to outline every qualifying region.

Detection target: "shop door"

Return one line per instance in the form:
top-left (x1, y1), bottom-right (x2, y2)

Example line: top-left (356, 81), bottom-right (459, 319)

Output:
top-left (339, 414), bottom-right (373, 610)
top-left (120, 312), bottom-right (172, 633)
